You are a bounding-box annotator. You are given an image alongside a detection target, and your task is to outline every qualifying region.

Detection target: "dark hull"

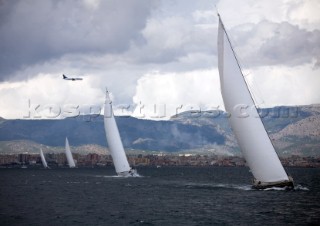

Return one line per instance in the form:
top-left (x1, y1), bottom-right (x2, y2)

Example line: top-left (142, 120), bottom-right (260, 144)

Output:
top-left (252, 177), bottom-right (294, 190)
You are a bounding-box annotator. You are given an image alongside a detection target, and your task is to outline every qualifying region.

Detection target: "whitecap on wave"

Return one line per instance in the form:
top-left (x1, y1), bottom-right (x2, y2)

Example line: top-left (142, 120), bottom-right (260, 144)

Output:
top-left (94, 175), bottom-right (120, 178)
top-left (294, 184), bottom-right (309, 191)
top-left (94, 174), bottom-right (143, 178)
top-left (184, 183), bottom-right (309, 191)
top-left (263, 187), bottom-right (288, 191)
top-left (259, 184), bottom-right (309, 191)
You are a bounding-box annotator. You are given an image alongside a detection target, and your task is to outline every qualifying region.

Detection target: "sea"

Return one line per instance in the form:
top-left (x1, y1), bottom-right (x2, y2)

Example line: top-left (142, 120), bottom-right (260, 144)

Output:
top-left (0, 166), bottom-right (319, 226)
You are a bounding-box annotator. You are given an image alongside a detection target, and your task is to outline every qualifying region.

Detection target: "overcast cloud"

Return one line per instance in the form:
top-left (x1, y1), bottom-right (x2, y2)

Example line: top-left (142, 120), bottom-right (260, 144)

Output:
top-left (0, 0), bottom-right (319, 119)
top-left (0, 0), bottom-right (156, 80)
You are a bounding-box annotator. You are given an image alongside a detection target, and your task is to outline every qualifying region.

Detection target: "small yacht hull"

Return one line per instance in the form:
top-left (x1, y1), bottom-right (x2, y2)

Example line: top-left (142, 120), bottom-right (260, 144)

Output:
top-left (118, 169), bottom-right (139, 177)
top-left (252, 177), bottom-right (294, 190)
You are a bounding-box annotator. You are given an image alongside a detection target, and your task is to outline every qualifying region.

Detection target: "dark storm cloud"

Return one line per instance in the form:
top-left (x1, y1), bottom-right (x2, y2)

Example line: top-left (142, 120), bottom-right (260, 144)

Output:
top-left (259, 22), bottom-right (320, 66)
top-left (0, 0), bottom-right (156, 81)
top-left (233, 20), bottom-right (320, 68)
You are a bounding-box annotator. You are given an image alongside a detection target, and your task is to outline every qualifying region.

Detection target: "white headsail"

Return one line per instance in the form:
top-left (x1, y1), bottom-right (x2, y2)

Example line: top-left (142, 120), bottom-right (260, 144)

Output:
top-left (217, 15), bottom-right (293, 188)
top-left (65, 137), bottom-right (76, 168)
top-left (103, 90), bottom-right (137, 176)
top-left (40, 148), bottom-right (48, 168)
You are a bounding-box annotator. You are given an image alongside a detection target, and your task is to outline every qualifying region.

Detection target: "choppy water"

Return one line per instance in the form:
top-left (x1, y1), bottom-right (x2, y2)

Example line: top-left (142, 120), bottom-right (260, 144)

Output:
top-left (0, 166), bottom-right (319, 225)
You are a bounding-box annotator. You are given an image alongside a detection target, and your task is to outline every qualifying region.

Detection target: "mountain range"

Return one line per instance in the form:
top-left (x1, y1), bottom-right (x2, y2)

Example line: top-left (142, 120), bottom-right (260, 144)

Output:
top-left (0, 105), bottom-right (319, 156)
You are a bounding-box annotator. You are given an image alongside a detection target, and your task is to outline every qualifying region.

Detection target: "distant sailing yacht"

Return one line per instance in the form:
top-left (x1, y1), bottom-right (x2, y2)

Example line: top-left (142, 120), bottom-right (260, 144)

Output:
top-left (65, 137), bottom-right (76, 168)
top-left (217, 14), bottom-right (293, 189)
top-left (104, 89), bottom-right (138, 177)
top-left (40, 148), bottom-right (49, 169)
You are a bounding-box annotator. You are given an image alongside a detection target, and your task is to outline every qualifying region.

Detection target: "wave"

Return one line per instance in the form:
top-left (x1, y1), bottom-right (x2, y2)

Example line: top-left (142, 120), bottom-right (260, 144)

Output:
top-left (184, 182), bottom-right (253, 191)
top-left (184, 183), bottom-right (309, 191)
top-left (257, 184), bottom-right (309, 191)
top-left (263, 187), bottom-right (288, 191)
top-left (94, 175), bottom-right (121, 178)
top-left (94, 174), bottom-right (144, 178)
top-left (294, 184), bottom-right (309, 191)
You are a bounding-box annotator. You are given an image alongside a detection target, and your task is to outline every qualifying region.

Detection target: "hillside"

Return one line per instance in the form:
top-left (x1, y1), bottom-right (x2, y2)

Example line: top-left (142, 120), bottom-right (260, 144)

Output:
top-left (0, 115), bottom-right (225, 152)
top-left (0, 104), bottom-right (319, 156)
top-left (0, 140), bottom-right (109, 155)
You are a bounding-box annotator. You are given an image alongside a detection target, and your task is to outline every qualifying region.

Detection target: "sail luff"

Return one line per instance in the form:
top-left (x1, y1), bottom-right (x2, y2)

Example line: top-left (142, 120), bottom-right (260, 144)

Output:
top-left (40, 148), bottom-right (48, 168)
top-left (65, 137), bottom-right (76, 168)
top-left (103, 90), bottom-right (131, 174)
top-left (217, 15), bottom-right (290, 183)
top-left (218, 15), bottom-right (281, 157)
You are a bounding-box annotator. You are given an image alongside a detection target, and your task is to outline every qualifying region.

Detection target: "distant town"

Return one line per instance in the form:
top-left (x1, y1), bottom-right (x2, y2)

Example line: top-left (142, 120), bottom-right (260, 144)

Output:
top-left (1, 153), bottom-right (320, 168)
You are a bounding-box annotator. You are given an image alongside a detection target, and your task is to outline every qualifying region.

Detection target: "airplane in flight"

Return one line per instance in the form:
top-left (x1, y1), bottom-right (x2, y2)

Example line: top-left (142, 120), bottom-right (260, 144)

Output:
top-left (62, 74), bottom-right (83, 81)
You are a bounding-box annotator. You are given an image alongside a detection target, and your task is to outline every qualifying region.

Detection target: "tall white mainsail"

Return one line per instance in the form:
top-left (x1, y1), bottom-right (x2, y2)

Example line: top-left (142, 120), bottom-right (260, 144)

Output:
top-left (104, 90), bottom-right (137, 176)
top-left (39, 148), bottom-right (48, 169)
top-left (217, 14), bottom-right (293, 188)
top-left (65, 137), bottom-right (76, 168)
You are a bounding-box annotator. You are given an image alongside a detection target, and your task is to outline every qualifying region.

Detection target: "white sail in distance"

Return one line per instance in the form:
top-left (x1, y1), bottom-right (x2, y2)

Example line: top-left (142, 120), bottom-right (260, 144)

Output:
top-left (40, 148), bottom-right (48, 168)
top-left (217, 15), bottom-right (292, 186)
top-left (104, 90), bottom-right (136, 176)
top-left (65, 137), bottom-right (76, 168)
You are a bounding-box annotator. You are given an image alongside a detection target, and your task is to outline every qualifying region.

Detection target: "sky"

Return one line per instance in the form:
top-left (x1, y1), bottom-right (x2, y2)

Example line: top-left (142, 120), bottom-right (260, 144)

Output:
top-left (0, 0), bottom-right (319, 119)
